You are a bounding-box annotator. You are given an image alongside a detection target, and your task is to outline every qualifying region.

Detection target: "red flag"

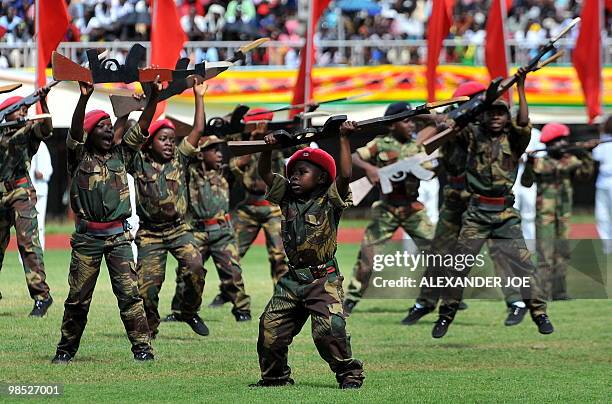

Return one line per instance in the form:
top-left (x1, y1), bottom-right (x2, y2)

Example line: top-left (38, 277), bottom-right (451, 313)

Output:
top-left (426, 0), bottom-right (454, 102)
top-left (573, 0), bottom-right (603, 123)
top-left (36, 0), bottom-right (69, 108)
top-left (485, 0), bottom-right (512, 101)
top-left (151, 0), bottom-right (187, 119)
top-left (290, 0), bottom-right (331, 118)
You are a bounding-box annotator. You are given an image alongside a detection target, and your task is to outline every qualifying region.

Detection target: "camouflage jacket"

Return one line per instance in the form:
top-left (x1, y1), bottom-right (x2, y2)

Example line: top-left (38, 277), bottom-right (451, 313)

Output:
top-left (530, 153), bottom-right (594, 193)
top-left (266, 173), bottom-right (352, 268)
top-left (0, 122), bottom-right (49, 184)
top-left (456, 120), bottom-right (532, 197)
top-left (230, 150), bottom-right (286, 198)
top-left (356, 134), bottom-right (434, 201)
top-left (130, 138), bottom-right (196, 226)
top-left (187, 163), bottom-right (229, 221)
top-left (67, 123), bottom-right (146, 222)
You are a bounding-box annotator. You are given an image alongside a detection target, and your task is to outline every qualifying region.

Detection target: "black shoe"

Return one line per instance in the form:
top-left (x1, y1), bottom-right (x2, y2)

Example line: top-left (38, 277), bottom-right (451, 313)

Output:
top-left (249, 378), bottom-right (295, 387)
top-left (209, 294), bottom-right (230, 308)
top-left (400, 305), bottom-right (433, 325)
top-left (51, 352), bottom-right (72, 364)
top-left (30, 297), bottom-right (53, 317)
top-left (534, 314), bottom-right (554, 335)
top-left (504, 305), bottom-right (528, 326)
top-left (432, 317), bottom-right (452, 338)
top-left (458, 301), bottom-right (468, 310)
top-left (134, 351), bottom-right (155, 361)
top-left (340, 381), bottom-right (362, 389)
top-left (234, 312), bottom-right (252, 322)
top-left (161, 313), bottom-right (179, 322)
top-left (343, 299), bottom-right (357, 315)
top-left (182, 314), bottom-right (209, 336)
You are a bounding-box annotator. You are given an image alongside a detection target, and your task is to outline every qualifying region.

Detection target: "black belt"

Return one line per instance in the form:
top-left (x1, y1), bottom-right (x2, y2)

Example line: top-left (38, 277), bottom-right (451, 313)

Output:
top-left (288, 258), bottom-right (337, 284)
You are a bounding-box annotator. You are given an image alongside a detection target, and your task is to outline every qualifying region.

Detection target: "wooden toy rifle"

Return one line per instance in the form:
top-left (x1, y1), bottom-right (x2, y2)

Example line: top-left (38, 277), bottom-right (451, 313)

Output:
top-left (0, 82), bottom-right (59, 122)
top-left (0, 114), bottom-right (52, 136)
top-left (0, 83), bottom-right (22, 94)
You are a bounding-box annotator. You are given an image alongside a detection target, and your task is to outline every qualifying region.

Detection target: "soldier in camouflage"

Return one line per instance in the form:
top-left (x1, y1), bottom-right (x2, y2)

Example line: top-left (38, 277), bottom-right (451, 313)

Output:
top-left (344, 102), bottom-right (435, 313)
top-left (434, 68), bottom-right (553, 338)
top-left (521, 123), bottom-right (594, 300)
top-left (0, 88), bottom-right (53, 317)
top-left (208, 108), bottom-right (288, 308)
top-left (166, 135), bottom-right (252, 321)
top-left (52, 80), bottom-right (160, 364)
top-left (404, 82), bottom-right (525, 328)
top-left (132, 81), bottom-right (209, 338)
top-left (251, 121), bottom-right (364, 389)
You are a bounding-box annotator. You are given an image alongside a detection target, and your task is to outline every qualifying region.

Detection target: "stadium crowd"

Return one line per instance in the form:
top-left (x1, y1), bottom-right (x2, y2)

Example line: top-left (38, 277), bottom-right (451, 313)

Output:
top-left (0, 0), bottom-right (609, 67)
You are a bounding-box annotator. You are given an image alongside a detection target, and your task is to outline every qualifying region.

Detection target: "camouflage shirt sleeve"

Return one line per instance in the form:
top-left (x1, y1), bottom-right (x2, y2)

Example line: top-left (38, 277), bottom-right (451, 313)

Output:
top-left (120, 123), bottom-right (148, 170)
top-left (327, 181), bottom-right (353, 210)
top-left (229, 156), bottom-right (246, 178)
top-left (355, 138), bottom-right (379, 163)
top-left (66, 130), bottom-right (87, 176)
top-left (265, 173), bottom-right (289, 205)
top-left (177, 137), bottom-right (197, 166)
top-left (509, 120), bottom-right (532, 156)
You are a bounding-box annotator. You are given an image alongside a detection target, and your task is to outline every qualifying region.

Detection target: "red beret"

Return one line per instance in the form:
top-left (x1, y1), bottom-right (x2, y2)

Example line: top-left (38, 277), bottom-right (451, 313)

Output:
top-left (0, 95), bottom-right (24, 112)
top-left (453, 81), bottom-right (486, 98)
top-left (244, 108), bottom-right (274, 122)
top-left (541, 123), bottom-right (570, 143)
top-left (149, 119), bottom-right (175, 136)
top-left (287, 147), bottom-right (336, 183)
top-left (83, 110), bottom-right (110, 133)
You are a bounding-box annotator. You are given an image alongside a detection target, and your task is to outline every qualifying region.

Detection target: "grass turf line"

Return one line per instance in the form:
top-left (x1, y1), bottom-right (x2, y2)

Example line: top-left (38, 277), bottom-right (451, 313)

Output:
top-left (0, 246), bottom-right (610, 402)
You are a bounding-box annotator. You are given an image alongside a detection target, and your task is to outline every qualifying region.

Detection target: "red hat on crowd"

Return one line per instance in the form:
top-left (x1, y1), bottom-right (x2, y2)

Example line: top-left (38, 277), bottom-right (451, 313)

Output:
top-left (83, 110), bottom-right (110, 133)
top-left (243, 108), bottom-right (274, 122)
top-left (541, 123), bottom-right (570, 143)
top-left (452, 81), bottom-right (486, 98)
top-left (287, 147), bottom-right (336, 183)
top-left (149, 118), bottom-right (175, 136)
top-left (0, 95), bottom-right (24, 111)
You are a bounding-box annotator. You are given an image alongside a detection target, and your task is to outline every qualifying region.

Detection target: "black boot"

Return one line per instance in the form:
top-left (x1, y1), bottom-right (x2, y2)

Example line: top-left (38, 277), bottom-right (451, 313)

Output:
top-left (161, 313), bottom-right (179, 322)
top-left (134, 351), bottom-right (155, 361)
top-left (343, 299), bottom-right (358, 315)
top-left (533, 314), bottom-right (554, 334)
top-left (432, 317), bottom-right (452, 338)
top-left (30, 296), bottom-right (53, 317)
top-left (234, 311), bottom-right (252, 322)
top-left (249, 378), bottom-right (295, 387)
top-left (181, 314), bottom-right (210, 336)
top-left (51, 352), bottom-right (72, 364)
top-left (209, 294), bottom-right (230, 308)
top-left (400, 305), bottom-right (433, 325)
top-left (504, 305), bottom-right (528, 326)
top-left (339, 381), bottom-right (362, 389)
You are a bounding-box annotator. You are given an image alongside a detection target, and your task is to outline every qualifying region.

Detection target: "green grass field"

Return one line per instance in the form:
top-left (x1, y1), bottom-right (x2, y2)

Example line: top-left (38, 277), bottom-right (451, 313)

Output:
top-left (0, 245), bottom-right (611, 403)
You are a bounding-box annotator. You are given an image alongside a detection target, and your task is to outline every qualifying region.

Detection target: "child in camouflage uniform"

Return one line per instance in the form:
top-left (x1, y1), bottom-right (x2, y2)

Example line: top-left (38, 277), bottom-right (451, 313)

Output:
top-left (166, 135), bottom-right (252, 321)
top-left (208, 109), bottom-right (288, 308)
top-left (52, 80), bottom-right (160, 364)
top-left (344, 102), bottom-right (435, 313)
top-left (133, 81), bottom-right (208, 338)
top-left (434, 68), bottom-right (553, 338)
top-left (0, 88), bottom-right (53, 317)
top-left (521, 123), bottom-right (594, 300)
top-left (251, 121), bottom-right (364, 389)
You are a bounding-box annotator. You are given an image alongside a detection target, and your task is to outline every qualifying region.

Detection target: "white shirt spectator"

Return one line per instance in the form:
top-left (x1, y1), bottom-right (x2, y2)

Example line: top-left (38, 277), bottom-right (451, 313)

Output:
top-left (29, 142), bottom-right (53, 250)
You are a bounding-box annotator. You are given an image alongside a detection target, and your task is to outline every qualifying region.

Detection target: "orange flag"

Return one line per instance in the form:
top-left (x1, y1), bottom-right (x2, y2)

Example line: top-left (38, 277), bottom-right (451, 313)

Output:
top-left (426, 0), bottom-right (454, 102)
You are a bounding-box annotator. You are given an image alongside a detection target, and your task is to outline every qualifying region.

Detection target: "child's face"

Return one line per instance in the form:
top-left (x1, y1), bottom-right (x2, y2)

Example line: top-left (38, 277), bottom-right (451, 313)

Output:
top-left (484, 108), bottom-right (509, 132)
top-left (90, 118), bottom-right (114, 153)
top-left (391, 118), bottom-right (416, 141)
top-left (200, 145), bottom-right (222, 170)
top-left (289, 161), bottom-right (327, 196)
top-left (149, 128), bottom-right (176, 162)
top-left (7, 105), bottom-right (28, 122)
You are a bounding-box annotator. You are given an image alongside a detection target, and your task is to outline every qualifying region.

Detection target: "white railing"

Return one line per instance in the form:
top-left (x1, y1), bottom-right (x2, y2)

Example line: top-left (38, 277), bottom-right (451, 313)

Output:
top-left (1, 38), bottom-right (610, 68)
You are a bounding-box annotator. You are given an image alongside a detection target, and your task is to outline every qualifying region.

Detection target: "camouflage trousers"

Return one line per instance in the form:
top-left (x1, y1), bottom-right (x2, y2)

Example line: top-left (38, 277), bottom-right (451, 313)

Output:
top-left (233, 203), bottom-right (288, 283)
top-left (535, 187), bottom-right (572, 300)
top-left (439, 204), bottom-right (547, 320)
top-left (417, 190), bottom-right (522, 308)
top-left (345, 200), bottom-right (434, 302)
top-left (56, 231), bottom-right (151, 356)
top-left (257, 260), bottom-right (364, 385)
top-left (136, 222), bottom-right (205, 336)
top-left (171, 224), bottom-right (251, 315)
top-left (0, 187), bottom-right (49, 301)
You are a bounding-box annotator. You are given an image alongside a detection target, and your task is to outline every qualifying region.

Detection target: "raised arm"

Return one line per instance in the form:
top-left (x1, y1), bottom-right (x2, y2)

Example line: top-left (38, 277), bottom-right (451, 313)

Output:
top-left (138, 76), bottom-right (162, 133)
top-left (516, 67), bottom-right (529, 127)
top-left (336, 121), bottom-right (355, 197)
top-left (70, 81), bottom-right (94, 142)
top-left (185, 80), bottom-right (207, 148)
top-left (36, 86), bottom-right (53, 137)
top-left (258, 134), bottom-right (277, 187)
